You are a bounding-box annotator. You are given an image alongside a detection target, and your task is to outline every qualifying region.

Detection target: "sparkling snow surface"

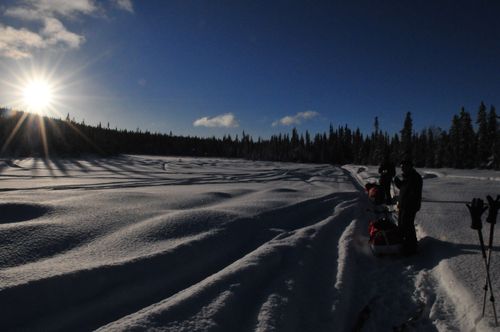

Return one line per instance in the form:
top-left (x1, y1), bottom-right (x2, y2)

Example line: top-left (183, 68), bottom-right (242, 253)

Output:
top-left (0, 156), bottom-right (498, 331)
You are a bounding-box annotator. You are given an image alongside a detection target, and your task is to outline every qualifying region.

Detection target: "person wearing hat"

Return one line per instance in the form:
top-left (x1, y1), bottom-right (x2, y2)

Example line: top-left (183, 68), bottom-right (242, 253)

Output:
top-left (394, 158), bottom-right (423, 255)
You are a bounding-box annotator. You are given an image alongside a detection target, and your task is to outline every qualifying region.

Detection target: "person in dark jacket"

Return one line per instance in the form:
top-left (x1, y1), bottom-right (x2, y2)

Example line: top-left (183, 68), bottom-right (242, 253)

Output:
top-left (394, 158), bottom-right (422, 255)
top-left (378, 155), bottom-right (396, 204)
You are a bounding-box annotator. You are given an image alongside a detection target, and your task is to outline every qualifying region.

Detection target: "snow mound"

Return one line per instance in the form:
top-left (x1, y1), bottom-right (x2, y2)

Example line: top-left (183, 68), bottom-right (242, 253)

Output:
top-left (0, 156), bottom-right (361, 331)
top-left (0, 157), bottom-right (498, 331)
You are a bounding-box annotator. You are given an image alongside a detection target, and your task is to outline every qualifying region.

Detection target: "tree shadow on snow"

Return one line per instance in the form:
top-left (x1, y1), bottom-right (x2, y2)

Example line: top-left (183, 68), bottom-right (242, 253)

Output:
top-left (42, 158), bottom-right (67, 177)
top-left (0, 159), bottom-right (23, 174)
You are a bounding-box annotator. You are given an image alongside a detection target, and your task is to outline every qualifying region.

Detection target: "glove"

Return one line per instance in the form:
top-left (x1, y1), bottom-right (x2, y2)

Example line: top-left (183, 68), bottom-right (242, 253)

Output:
top-left (467, 198), bottom-right (487, 230)
top-left (486, 195), bottom-right (500, 224)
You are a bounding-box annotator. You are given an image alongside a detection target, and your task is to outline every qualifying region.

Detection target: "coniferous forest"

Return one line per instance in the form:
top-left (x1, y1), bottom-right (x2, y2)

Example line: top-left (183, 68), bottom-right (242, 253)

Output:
top-left (0, 102), bottom-right (499, 169)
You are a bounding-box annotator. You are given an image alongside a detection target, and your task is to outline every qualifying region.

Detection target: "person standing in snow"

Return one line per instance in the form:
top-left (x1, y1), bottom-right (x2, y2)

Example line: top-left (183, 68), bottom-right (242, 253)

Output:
top-left (394, 158), bottom-right (422, 255)
top-left (378, 154), bottom-right (396, 204)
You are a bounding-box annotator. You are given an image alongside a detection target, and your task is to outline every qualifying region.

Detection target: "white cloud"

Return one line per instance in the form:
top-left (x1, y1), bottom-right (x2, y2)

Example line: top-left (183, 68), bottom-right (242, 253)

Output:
top-left (41, 17), bottom-right (85, 48)
top-left (0, 24), bottom-right (45, 59)
top-left (4, 7), bottom-right (40, 21)
top-left (6, 0), bottom-right (98, 19)
top-left (272, 111), bottom-right (319, 127)
top-left (193, 113), bottom-right (240, 128)
top-left (114, 0), bottom-right (134, 13)
top-left (0, 0), bottom-right (133, 59)
top-left (36, 0), bottom-right (98, 16)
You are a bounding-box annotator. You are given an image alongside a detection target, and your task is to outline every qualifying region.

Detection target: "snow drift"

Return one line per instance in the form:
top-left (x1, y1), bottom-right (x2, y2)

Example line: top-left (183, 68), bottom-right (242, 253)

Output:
top-left (0, 156), bottom-right (498, 331)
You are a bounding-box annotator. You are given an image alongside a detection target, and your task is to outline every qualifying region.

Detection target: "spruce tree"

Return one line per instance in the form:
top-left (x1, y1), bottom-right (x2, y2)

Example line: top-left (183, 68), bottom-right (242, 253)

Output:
top-left (425, 128), bottom-right (436, 168)
top-left (436, 130), bottom-right (448, 168)
top-left (390, 133), bottom-right (400, 164)
top-left (488, 106), bottom-right (499, 168)
top-left (353, 128), bottom-right (363, 164)
top-left (414, 130), bottom-right (427, 167)
top-left (476, 102), bottom-right (489, 166)
top-left (371, 116), bottom-right (383, 163)
top-left (449, 115), bottom-right (461, 168)
top-left (400, 112), bottom-right (413, 158)
top-left (459, 108), bottom-right (476, 168)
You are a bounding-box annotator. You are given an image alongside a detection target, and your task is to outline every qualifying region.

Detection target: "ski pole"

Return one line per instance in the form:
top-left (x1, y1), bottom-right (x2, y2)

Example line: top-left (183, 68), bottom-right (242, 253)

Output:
top-left (466, 199), bottom-right (496, 322)
top-left (480, 228), bottom-right (496, 323)
top-left (484, 195), bottom-right (500, 326)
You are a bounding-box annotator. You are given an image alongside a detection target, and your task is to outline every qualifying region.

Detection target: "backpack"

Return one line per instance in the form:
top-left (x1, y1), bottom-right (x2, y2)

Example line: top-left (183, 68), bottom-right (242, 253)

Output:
top-left (365, 183), bottom-right (385, 205)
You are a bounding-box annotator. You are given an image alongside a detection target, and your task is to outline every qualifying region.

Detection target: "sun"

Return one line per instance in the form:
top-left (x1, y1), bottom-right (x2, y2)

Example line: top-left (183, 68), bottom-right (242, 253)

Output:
top-left (22, 79), bottom-right (54, 114)
top-left (2, 60), bottom-right (80, 118)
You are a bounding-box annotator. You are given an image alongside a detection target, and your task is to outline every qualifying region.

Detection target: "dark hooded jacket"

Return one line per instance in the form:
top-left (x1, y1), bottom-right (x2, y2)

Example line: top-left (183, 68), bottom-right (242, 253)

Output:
top-left (394, 168), bottom-right (422, 213)
top-left (378, 160), bottom-right (396, 182)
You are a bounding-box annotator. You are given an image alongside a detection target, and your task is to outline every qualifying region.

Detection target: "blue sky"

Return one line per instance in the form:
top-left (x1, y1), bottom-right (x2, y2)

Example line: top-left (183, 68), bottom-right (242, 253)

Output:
top-left (1, 1), bottom-right (500, 138)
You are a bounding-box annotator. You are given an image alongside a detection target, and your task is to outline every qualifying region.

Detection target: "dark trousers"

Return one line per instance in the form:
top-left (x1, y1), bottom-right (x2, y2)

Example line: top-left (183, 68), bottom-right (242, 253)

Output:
top-left (380, 177), bottom-right (392, 203)
top-left (398, 209), bottom-right (418, 254)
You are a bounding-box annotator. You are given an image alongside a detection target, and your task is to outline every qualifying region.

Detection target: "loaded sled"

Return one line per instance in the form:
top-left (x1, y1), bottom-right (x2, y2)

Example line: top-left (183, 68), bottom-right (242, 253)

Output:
top-left (365, 182), bottom-right (402, 255)
top-left (368, 216), bottom-right (402, 255)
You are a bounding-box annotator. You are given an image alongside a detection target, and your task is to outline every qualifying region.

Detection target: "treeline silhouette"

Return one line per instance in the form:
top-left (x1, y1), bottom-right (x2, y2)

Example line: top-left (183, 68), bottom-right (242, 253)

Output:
top-left (0, 102), bottom-right (498, 169)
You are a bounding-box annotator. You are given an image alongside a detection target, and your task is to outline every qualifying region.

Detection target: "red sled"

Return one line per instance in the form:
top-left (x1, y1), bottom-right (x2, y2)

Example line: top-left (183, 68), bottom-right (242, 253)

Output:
top-left (368, 217), bottom-right (402, 255)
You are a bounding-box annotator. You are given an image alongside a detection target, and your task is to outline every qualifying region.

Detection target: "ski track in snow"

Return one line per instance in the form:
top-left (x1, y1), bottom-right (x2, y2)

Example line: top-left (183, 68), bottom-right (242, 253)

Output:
top-left (0, 156), bottom-right (498, 331)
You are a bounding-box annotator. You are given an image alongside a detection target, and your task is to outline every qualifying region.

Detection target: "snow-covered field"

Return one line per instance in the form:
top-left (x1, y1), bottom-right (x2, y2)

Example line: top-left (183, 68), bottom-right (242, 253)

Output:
top-left (0, 155), bottom-right (498, 331)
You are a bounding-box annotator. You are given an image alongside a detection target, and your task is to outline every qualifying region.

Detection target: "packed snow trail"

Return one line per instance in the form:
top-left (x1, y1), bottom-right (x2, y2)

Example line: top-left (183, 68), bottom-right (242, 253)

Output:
top-left (345, 165), bottom-right (500, 331)
top-left (0, 156), bottom-right (498, 331)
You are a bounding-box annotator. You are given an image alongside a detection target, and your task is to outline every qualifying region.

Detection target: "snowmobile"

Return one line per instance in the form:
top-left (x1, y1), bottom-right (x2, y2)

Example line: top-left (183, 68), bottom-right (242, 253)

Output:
top-left (365, 183), bottom-right (402, 255)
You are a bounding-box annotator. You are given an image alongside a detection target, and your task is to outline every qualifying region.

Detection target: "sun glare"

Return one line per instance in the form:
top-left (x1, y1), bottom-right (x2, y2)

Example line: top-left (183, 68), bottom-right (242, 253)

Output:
top-left (1, 61), bottom-right (88, 158)
top-left (22, 79), bottom-right (54, 114)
